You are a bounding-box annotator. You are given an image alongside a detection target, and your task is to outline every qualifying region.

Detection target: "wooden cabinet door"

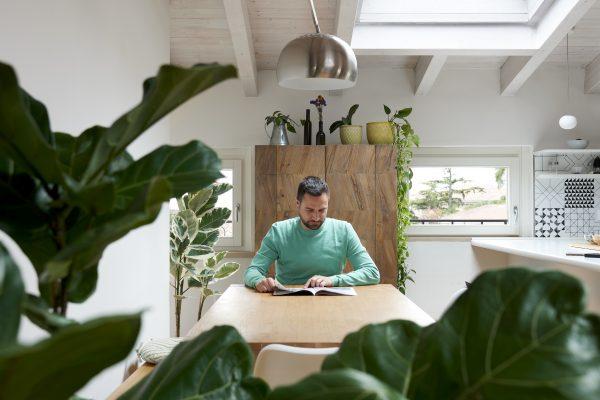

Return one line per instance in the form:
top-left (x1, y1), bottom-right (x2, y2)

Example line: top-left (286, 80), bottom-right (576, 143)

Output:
top-left (325, 145), bottom-right (376, 273)
top-left (276, 146), bottom-right (326, 221)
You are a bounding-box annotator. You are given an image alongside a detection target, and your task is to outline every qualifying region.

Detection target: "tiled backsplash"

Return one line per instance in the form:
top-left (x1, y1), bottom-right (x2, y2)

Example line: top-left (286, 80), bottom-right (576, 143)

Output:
top-left (534, 176), bottom-right (600, 237)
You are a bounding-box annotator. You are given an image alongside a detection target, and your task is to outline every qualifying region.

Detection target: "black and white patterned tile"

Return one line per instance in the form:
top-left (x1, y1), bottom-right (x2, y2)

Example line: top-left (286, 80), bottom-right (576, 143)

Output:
top-left (564, 208), bottom-right (600, 237)
top-left (534, 177), bottom-right (564, 208)
top-left (534, 208), bottom-right (565, 238)
top-left (565, 178), bottom-right (594, 208)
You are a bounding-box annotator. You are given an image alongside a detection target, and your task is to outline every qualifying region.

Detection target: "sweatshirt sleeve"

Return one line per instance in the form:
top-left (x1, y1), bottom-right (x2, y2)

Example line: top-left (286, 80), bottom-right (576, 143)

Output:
top-left (244, 225), bottom-right (279, 288)
top-left (331, 222), bottom-right (380, 287)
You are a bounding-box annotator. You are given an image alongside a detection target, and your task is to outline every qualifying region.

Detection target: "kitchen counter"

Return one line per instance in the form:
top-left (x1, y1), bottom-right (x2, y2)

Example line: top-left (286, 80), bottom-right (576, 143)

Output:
top-left (471, 237), bottom-right (600, 271)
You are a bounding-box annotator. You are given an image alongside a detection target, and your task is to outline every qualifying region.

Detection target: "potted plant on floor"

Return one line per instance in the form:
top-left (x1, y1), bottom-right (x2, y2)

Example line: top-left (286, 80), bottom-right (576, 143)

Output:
top-left (265, 110), bottom-right (298, 145)
top-left (170, 183), bottom-right (240, 336)
top-left (329, 104), bottom-right (361, 144)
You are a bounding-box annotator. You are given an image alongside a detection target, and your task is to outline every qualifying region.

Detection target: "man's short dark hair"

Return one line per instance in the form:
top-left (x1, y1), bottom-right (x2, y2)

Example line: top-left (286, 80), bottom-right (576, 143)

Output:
top-left (297, 176), bottom-right (329, 202)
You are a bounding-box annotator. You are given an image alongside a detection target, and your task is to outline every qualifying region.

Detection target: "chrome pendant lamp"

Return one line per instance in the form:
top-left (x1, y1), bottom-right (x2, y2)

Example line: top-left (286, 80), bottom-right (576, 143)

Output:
top-left (276, 0), bottom-right (358, 90)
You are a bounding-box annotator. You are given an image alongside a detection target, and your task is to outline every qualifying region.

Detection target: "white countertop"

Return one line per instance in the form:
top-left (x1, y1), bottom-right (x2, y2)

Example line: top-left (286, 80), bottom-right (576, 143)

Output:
top-left (471, 237), bottom-right (600, 271)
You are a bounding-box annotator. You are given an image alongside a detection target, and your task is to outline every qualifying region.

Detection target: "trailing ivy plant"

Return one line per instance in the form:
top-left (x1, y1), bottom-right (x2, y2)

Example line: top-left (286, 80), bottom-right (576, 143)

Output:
top-left (384, 105), bottom-right (419, 293)
top-left (170, 183), bottom-right (240, 336)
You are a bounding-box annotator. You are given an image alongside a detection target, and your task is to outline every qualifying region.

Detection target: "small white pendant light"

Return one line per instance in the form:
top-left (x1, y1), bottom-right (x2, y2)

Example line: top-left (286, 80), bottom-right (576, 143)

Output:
top-left (276, 0), bottom-right (358, 90)
top-left (559, 31), bottom-right (577, 130)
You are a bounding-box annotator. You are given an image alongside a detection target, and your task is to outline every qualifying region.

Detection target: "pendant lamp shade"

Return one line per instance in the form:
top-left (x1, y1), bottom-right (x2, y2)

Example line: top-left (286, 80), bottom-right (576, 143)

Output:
top-left (276, 0), bottom-right (358, 90)
top-left (277, 33), bottom-right (358, 90)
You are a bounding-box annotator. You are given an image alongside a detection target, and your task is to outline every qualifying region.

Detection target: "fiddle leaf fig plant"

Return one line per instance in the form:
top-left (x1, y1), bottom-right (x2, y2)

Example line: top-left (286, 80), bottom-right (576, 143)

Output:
top-left (0, 61), bottom-right (236, 318)
top-left (170, 183), bottom-right (240, 336)
top-left (271, 268), bottom-right (600, 400)
top-left (329, 104), bottom-right (359, 133)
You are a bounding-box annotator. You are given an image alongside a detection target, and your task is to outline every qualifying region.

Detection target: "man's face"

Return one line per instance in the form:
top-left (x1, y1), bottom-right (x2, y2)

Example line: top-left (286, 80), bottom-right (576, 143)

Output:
top-left (296, 193), bottom-right (329, 230)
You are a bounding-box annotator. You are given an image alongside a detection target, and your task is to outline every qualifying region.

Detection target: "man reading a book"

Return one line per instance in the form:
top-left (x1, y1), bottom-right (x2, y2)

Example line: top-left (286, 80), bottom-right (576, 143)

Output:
top-left (245, 176), bottom-right (380, 293)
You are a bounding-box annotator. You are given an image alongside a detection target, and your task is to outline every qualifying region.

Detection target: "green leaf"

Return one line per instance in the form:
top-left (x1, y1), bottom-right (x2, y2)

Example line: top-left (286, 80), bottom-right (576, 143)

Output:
top-left (394, 108), bottom-right (412, 119)
top-left (112, 141), bottom-right (223, 211)
top-left (119, 326), bottom-right (268, 400)
top-left (410, 267), bottom-right (600, 400)
top-left (329, 120), bottom-right (343, 133)
top-left (188, 188), bottom-right (212, 214)
top-left (383, 105), bottom-right (391, 115)
top-left (347, 104), bottom-right (359, 121)
top-left (269, 369), bottom-right (406, 400)
top-left (180, 209), bottom-right (198, 241)
top-left (22, 294), bottom-right (77, 334)
top-left (0, 313), bottom-right (141, 400)
top-left (322, 320), bottom-right (421, 395)
top-left (197, 207), bottom-right (231, 232)
top-left (0, 63), bottom-right (64, 184)
top-left (287, 123), bottom-right (296, 133)
top-left (214, 262), bottom-right (239, 279)
top-left (185, 244), bottom-right (213, 259)
top-left (40, 177), bottom-right (172, 302)
top-left (191, 229), bottom-right (219, 249)
top-left (0, 243), bottom-right (25, 347)
top-left (80, 63), bottom-right (236, 183)
top-left (171, 215), bottom-right (187, 242)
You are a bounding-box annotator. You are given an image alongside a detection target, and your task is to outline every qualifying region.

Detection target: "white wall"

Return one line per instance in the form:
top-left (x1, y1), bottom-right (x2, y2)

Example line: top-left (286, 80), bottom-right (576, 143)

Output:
top-left (0, 1), bottom-right (170, 398)
top-left (170, 65), bottom-right (600, 322)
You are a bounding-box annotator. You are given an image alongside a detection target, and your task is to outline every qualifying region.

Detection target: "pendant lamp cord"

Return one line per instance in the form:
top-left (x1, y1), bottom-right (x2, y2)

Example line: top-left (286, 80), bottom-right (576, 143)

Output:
top-left (566, 32), bottom-right (570, 104)
top-left (309, 0), bottom-right (321, 33)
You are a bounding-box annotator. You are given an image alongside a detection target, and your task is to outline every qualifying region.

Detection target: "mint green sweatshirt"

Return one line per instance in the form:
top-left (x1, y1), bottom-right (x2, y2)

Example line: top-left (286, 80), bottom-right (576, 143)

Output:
top-left (244, 217), bottom-right (380, 288)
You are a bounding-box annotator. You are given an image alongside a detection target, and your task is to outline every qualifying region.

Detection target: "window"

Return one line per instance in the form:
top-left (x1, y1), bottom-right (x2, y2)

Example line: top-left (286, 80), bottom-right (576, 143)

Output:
top-left (169, 147), bottom-right (252, 251)
top-left (407, 147), bottom-right (531, 236)
top-left (214, 159), bottom-right (242, 247)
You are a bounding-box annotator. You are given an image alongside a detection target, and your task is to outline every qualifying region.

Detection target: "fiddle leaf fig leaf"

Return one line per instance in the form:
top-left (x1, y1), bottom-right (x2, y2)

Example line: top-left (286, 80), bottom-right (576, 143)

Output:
top-left (409, 268), bottom-right (600, 400)
top-left (119, 326), bottom-right (268, 400)
top-left (322, 320), bottom-right (422, 395)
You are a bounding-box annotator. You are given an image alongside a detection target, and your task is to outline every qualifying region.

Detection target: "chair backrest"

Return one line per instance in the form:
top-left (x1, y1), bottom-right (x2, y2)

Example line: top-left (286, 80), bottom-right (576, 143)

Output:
top-left (253, 344), bottom-right (338, 388)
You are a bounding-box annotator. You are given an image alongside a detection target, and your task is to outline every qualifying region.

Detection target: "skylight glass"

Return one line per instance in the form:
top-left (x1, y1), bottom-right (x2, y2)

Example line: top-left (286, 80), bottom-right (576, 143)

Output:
top-left (359, 0), bottom-right (552, 24)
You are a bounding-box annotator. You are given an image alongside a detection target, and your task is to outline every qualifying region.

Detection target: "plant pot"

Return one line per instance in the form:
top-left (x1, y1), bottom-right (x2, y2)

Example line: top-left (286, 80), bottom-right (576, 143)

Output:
top-left (366, 122), bottom-right (394, 144)
top-left (339, 125), bottom-right (362, 144)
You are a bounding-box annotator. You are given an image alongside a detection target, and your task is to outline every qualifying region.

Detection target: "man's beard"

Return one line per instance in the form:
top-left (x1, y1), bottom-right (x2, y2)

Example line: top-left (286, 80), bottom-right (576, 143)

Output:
top-left (300, 216), bottom-right (324, 230)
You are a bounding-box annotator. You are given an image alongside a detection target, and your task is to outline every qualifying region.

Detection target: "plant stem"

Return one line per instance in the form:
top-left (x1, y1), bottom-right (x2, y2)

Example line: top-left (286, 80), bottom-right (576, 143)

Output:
top-left (197, 290), bottom-right (207, 321)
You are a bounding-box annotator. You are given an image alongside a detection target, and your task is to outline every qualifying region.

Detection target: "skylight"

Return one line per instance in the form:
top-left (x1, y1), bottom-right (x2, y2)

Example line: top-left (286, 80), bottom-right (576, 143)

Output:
top-left (359, 0), bottom-right (555, 25)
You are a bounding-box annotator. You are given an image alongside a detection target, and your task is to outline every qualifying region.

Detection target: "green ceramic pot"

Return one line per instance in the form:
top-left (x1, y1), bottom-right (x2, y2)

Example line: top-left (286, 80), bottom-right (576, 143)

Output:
top-left (339, 125), bottom-right (362, 144)
top-left (366, 122), bottom-right (394, 144)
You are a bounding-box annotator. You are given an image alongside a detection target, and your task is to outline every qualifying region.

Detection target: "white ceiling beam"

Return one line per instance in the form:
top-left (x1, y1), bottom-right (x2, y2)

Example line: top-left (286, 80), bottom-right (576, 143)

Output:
top-left (500, 0), bottom-right (595, 96)
top-left (414, 55), bottom-right (447, 95)
top-left (223, 0), bottom-right (258, 97)
top-left (585, 54), bottom-right (600, 94)
top-left (335, 0), bottom-right (360, 44)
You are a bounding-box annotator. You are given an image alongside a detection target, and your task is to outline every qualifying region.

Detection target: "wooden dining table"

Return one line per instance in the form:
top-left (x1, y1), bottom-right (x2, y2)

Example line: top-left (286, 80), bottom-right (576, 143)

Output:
top-left (109, 283), bottom-right (434, 399)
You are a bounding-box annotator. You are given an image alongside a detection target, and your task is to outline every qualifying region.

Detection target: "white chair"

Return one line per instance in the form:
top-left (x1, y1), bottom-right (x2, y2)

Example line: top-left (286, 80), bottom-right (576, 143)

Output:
top-left (253, 344), bottom-right (338, 388)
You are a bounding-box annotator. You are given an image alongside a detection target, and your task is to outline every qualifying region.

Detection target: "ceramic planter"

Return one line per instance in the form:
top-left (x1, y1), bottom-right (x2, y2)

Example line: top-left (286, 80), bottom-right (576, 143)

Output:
top-left (339, 125), bottom-right (362, 144)
top-left (366, 122), bottom-right (394, 144)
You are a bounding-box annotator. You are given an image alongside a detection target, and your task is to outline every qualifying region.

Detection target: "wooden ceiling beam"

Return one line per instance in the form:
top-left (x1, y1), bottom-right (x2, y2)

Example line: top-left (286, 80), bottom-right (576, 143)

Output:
top-left (585, 53), bottom-right (600, 94)
top-left (223, 0), bottom-right (258, 97)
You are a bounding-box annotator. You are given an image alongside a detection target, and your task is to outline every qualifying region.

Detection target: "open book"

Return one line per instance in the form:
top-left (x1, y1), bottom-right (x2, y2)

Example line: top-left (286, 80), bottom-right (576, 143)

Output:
top-left (273, 281), bottom-right (357, 296)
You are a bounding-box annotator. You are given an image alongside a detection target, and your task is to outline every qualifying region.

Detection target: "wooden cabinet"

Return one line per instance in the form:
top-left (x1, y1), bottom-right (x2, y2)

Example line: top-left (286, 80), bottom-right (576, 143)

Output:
top-left (255, 145), bottom-right (398, 286)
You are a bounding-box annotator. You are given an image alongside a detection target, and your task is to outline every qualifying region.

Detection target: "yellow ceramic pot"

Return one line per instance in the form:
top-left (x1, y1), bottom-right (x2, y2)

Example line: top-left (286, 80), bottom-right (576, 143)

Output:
top-left (339, 125), bottom-right (362, 144)
top-left (366, 122), bottom-right (394, 144)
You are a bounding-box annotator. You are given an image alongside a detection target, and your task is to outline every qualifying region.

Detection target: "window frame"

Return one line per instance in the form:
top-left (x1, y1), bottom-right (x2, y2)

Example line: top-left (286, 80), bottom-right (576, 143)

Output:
top-left (407, 146), bottom-right (532, 237)
top-left (213, 148), bottom-right (253, 251)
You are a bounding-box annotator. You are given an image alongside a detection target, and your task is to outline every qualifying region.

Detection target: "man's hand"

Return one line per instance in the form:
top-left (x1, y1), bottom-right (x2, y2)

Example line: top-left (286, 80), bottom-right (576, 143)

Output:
top-left (255, 277), bottom-right (277, 293)
top-left (304, 275), bottom-right (333, 288)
